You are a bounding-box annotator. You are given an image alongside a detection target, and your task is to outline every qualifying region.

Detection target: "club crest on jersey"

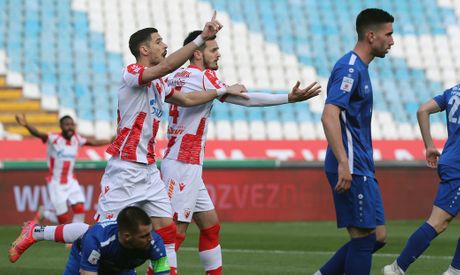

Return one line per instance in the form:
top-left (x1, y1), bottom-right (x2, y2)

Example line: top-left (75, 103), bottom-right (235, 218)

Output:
top-left (127, 64), bottom-right (142, 75)
top-left (340, 76), bottom-right (354, 92)
top-left (88, 250), bottom-right (101, 265)
top-left (184, 208), bottom-right (191, 219)
top-left (179, 183), bottom-right (185, 191)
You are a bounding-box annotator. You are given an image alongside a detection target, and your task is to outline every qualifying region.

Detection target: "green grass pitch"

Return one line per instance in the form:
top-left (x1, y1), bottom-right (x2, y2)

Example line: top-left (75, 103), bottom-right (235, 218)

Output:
top-left (1, 220), bottom-right (458, 274)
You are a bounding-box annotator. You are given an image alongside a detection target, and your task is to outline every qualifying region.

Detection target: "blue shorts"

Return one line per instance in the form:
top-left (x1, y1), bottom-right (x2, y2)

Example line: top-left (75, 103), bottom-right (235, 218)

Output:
top-left (326, 172), bottom-right (385, 229)
top-left (63, 241), bottom-right (136, 275)
top-left (434, 179), bottom-right (460, 217)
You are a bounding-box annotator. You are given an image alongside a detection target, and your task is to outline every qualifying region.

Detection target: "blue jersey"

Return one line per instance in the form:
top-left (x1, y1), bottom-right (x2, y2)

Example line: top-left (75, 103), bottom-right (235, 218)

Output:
top-left (433, 84), bottom-right (460, 181)
top-left (64, 220), bottom-right (169, 275)
top-left (324, 51), bottom-right (374, 177)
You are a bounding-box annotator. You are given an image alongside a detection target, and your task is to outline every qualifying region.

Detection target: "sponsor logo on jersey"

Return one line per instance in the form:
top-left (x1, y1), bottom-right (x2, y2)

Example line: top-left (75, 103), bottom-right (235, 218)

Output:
top-left (340, 76), bottom-right (354, 92)
top-left (88, 250), bottom-right (101, 265)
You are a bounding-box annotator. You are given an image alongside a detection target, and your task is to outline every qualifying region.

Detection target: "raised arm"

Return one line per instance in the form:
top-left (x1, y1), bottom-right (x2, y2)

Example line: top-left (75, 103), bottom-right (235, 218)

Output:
top-left (15, 114), bottom-right (48, 142)
top-left (84, 137), bottom-right (113, 147)
top-left (321, 104), bottom-right (352, 193)
top-left (224, 81), bottom-right (321, 107)
top-left (141, 12), bottom-right (223, 82)
top-left (417, 99), bottom-right (442, 168)
top-left (166, 84), bottom-right (248, 107)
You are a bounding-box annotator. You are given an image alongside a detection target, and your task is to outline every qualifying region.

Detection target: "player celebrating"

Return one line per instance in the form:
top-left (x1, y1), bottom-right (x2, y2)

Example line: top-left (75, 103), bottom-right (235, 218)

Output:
top-left (95, 12), bottom-right (247, 275)
top-left (160, 30), bottom-right (321, 275)
top-left (382, 85), bottom-right (460, 274)
top-left (15, 114), bottom-right (111, 225)
top-left (315, 9), bottom-right (394, 275)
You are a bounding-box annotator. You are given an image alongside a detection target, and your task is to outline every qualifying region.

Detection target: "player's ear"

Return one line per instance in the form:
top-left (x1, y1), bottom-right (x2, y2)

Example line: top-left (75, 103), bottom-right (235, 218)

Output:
top-left (367, 31), bottom-right (375, 43)
top-left (193, 49), bottom-right (202, 61)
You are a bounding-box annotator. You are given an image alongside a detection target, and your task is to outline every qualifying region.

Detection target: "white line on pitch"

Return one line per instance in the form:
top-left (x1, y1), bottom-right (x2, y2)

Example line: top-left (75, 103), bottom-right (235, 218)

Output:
top-left (180, 247), bottom-right (453, 260)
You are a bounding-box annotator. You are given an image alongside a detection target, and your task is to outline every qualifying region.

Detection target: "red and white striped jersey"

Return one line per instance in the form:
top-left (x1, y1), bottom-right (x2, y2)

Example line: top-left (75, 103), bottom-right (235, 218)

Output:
top-left (46, 133), bottom-right (87, 184)
top-left (163, 65), bottom-right (226, 165)
top-left (106, 63), bottom-right (174, 164)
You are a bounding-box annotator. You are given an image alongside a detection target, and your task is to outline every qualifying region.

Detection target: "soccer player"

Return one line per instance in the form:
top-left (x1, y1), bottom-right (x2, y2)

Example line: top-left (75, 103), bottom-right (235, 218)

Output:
top-left (15, 114), bottom-right (111, 225)
top-left (160, 30), bottom-right (321, 274)
top-left (95, 12), bottom-right (247, 275)
top-left (9, 206), bottom-right (170, 274)
top-left (315, 9), bottom-right (394, 275)
top-left (382, 85), bottom-right (460, 275)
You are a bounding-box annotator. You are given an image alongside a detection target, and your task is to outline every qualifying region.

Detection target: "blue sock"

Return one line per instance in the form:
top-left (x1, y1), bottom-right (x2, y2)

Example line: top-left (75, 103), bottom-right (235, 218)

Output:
top-left (397, 222), bottom-right (438, 271)
top-left (320, 240), bottom-right (384, 275)
top-left (344, 233), bottom-right (376, 275)
top-left (320, 241), bottom-right (350, 275)
top-left (451, 238), bottom-right (460, 269)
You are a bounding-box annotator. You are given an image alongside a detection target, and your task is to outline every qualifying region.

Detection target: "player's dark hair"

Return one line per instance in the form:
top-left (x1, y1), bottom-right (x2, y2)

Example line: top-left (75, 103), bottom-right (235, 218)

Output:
top-left (59, 115), bottom-right (73, 125)
top-left (117, 206), bottom-right (151, 234)
top-left (183, 30), bottom-right (215, 61)
top-left (129, 28), bottom-right (158, 58)
top-left (356, 8), bottom-right (394, 40)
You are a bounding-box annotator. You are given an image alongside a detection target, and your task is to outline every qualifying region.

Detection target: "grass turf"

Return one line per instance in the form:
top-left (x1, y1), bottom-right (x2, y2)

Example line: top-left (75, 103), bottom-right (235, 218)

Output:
top-left (0, 220), bottom-right (458, 274)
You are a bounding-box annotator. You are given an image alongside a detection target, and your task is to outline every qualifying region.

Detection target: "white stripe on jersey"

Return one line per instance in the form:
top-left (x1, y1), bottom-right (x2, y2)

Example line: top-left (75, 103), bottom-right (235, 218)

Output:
top-left (100, 235), bottom-right (116, 247)
top-left (341, 111), bottom-right (354, 174)
top-left (348, 54), bottom-right (357, 65)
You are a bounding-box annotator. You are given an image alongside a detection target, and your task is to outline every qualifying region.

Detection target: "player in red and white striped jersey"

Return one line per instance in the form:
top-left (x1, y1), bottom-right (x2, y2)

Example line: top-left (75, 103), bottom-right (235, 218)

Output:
top-left (160, 30), bottom-right (321, 275)
top-left (15, 114), bottom-right (111, 225)
top-left (96, 13), bottom-right (248, 275)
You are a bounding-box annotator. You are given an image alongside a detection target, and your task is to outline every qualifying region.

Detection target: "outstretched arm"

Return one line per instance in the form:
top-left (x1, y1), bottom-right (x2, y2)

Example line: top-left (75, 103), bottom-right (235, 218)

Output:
top-left (417, 99), bottom-right (442, 168)
top-left (15, 114), bottom-right (48, 142)
top-left (84, 137), bottom-right (112, 147)
top-left (141, 12), bottom-right (223, 83)
top-left (224, 81), bottom-right (321, 107)
top-left (166, 84), bottom-right (248, 107)
top-left (321, 104), bottom-right (352, 193)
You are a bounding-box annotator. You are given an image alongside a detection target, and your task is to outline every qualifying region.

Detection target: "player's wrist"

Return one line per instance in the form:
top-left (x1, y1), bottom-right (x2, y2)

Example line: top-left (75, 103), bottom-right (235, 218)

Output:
top-left (216, 87), bottom-right (226, 97)
top-left (192, 35), bottom-right (205, 47)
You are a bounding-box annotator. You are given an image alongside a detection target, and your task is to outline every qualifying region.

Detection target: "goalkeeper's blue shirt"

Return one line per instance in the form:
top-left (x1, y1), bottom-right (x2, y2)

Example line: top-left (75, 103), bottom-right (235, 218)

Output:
top-left (324, 51), bottom-right (375, 177)
top-left (433, 84), bottom-right (460, 182)
top-left (63, 220), bottom-right (169, 275)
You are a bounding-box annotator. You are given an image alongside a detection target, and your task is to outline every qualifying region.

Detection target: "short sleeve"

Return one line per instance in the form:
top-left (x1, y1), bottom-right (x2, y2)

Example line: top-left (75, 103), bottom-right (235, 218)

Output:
top-left (433, 90), bottom-right (448, 111)
top-left (325, 66), bottom-right (360, 110)
top-left (79, 233), bottom-right (101, 272)
top-left (203, 70), bottom-right (228, 102)
top-left (46, 133), bottom-right (57, 144)
top-left (123, 64), bottom-right (146, 87)
top-left (76, 134), bottom-right (88, 146)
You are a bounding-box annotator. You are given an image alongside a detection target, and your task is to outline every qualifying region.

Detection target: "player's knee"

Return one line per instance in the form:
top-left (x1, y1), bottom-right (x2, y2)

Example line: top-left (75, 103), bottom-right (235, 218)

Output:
top-left (375, 227), bottom-right (387, 243)
top-left (199, 223), bottom-right (220, 251)
top-left (57, 212), bottom-right (72, 224)
top-left (71, 203), bottom-right (85, 214)
top-left (429, 219), bottom-right (450, 234)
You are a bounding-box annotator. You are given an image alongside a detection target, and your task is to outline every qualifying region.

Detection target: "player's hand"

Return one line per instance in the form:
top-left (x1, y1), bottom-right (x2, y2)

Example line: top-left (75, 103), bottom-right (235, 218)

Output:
top-left (224, 84), bottom-right (249, 99)
top-left (425, 147), bottom-right (440, 168)
top-left (336, 161), bottom-right (352, 193)
top-left (15, 113), bottom-right (28, 126)
top-left (288, 81), bottom-right (321, 103)
top-left (201, 11), bottom-right (223, 40)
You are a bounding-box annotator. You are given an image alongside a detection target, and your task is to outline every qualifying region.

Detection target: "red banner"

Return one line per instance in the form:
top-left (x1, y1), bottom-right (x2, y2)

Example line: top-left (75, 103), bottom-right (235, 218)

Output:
top-left (0, 139), bottom-right (446, 161)
top-left (0, 167), bottom-right (439, 225)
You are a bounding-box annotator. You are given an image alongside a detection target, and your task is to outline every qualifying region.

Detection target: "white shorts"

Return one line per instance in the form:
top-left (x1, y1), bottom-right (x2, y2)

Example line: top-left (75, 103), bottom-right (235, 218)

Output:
top-left (161, 159), bottom-right (214, 223)
top-left (95, 157), bottom-right (172, 221)
top-left (47, 178), bottom-right (85, 216)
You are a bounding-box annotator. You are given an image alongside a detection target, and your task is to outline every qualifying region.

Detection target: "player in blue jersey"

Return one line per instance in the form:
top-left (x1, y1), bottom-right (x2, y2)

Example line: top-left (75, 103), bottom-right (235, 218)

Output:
top-left (315, 8), bottom-right (394, 275)
top-left (63, 206), bottom-right (170, 275)
top-left (382, 85), bottom-right (460, 275)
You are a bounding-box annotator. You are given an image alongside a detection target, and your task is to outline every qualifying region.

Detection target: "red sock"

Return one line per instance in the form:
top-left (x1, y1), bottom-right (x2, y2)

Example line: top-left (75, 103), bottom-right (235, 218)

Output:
top-left (199, 224), bottom-right (222, 274)
top-left (175, 233), bottom-right (186, 252)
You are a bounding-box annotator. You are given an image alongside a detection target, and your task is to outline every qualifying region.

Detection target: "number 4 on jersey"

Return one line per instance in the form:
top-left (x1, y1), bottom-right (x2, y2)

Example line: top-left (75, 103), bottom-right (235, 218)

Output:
top-left (169, 104), bottom-right (179, 124)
